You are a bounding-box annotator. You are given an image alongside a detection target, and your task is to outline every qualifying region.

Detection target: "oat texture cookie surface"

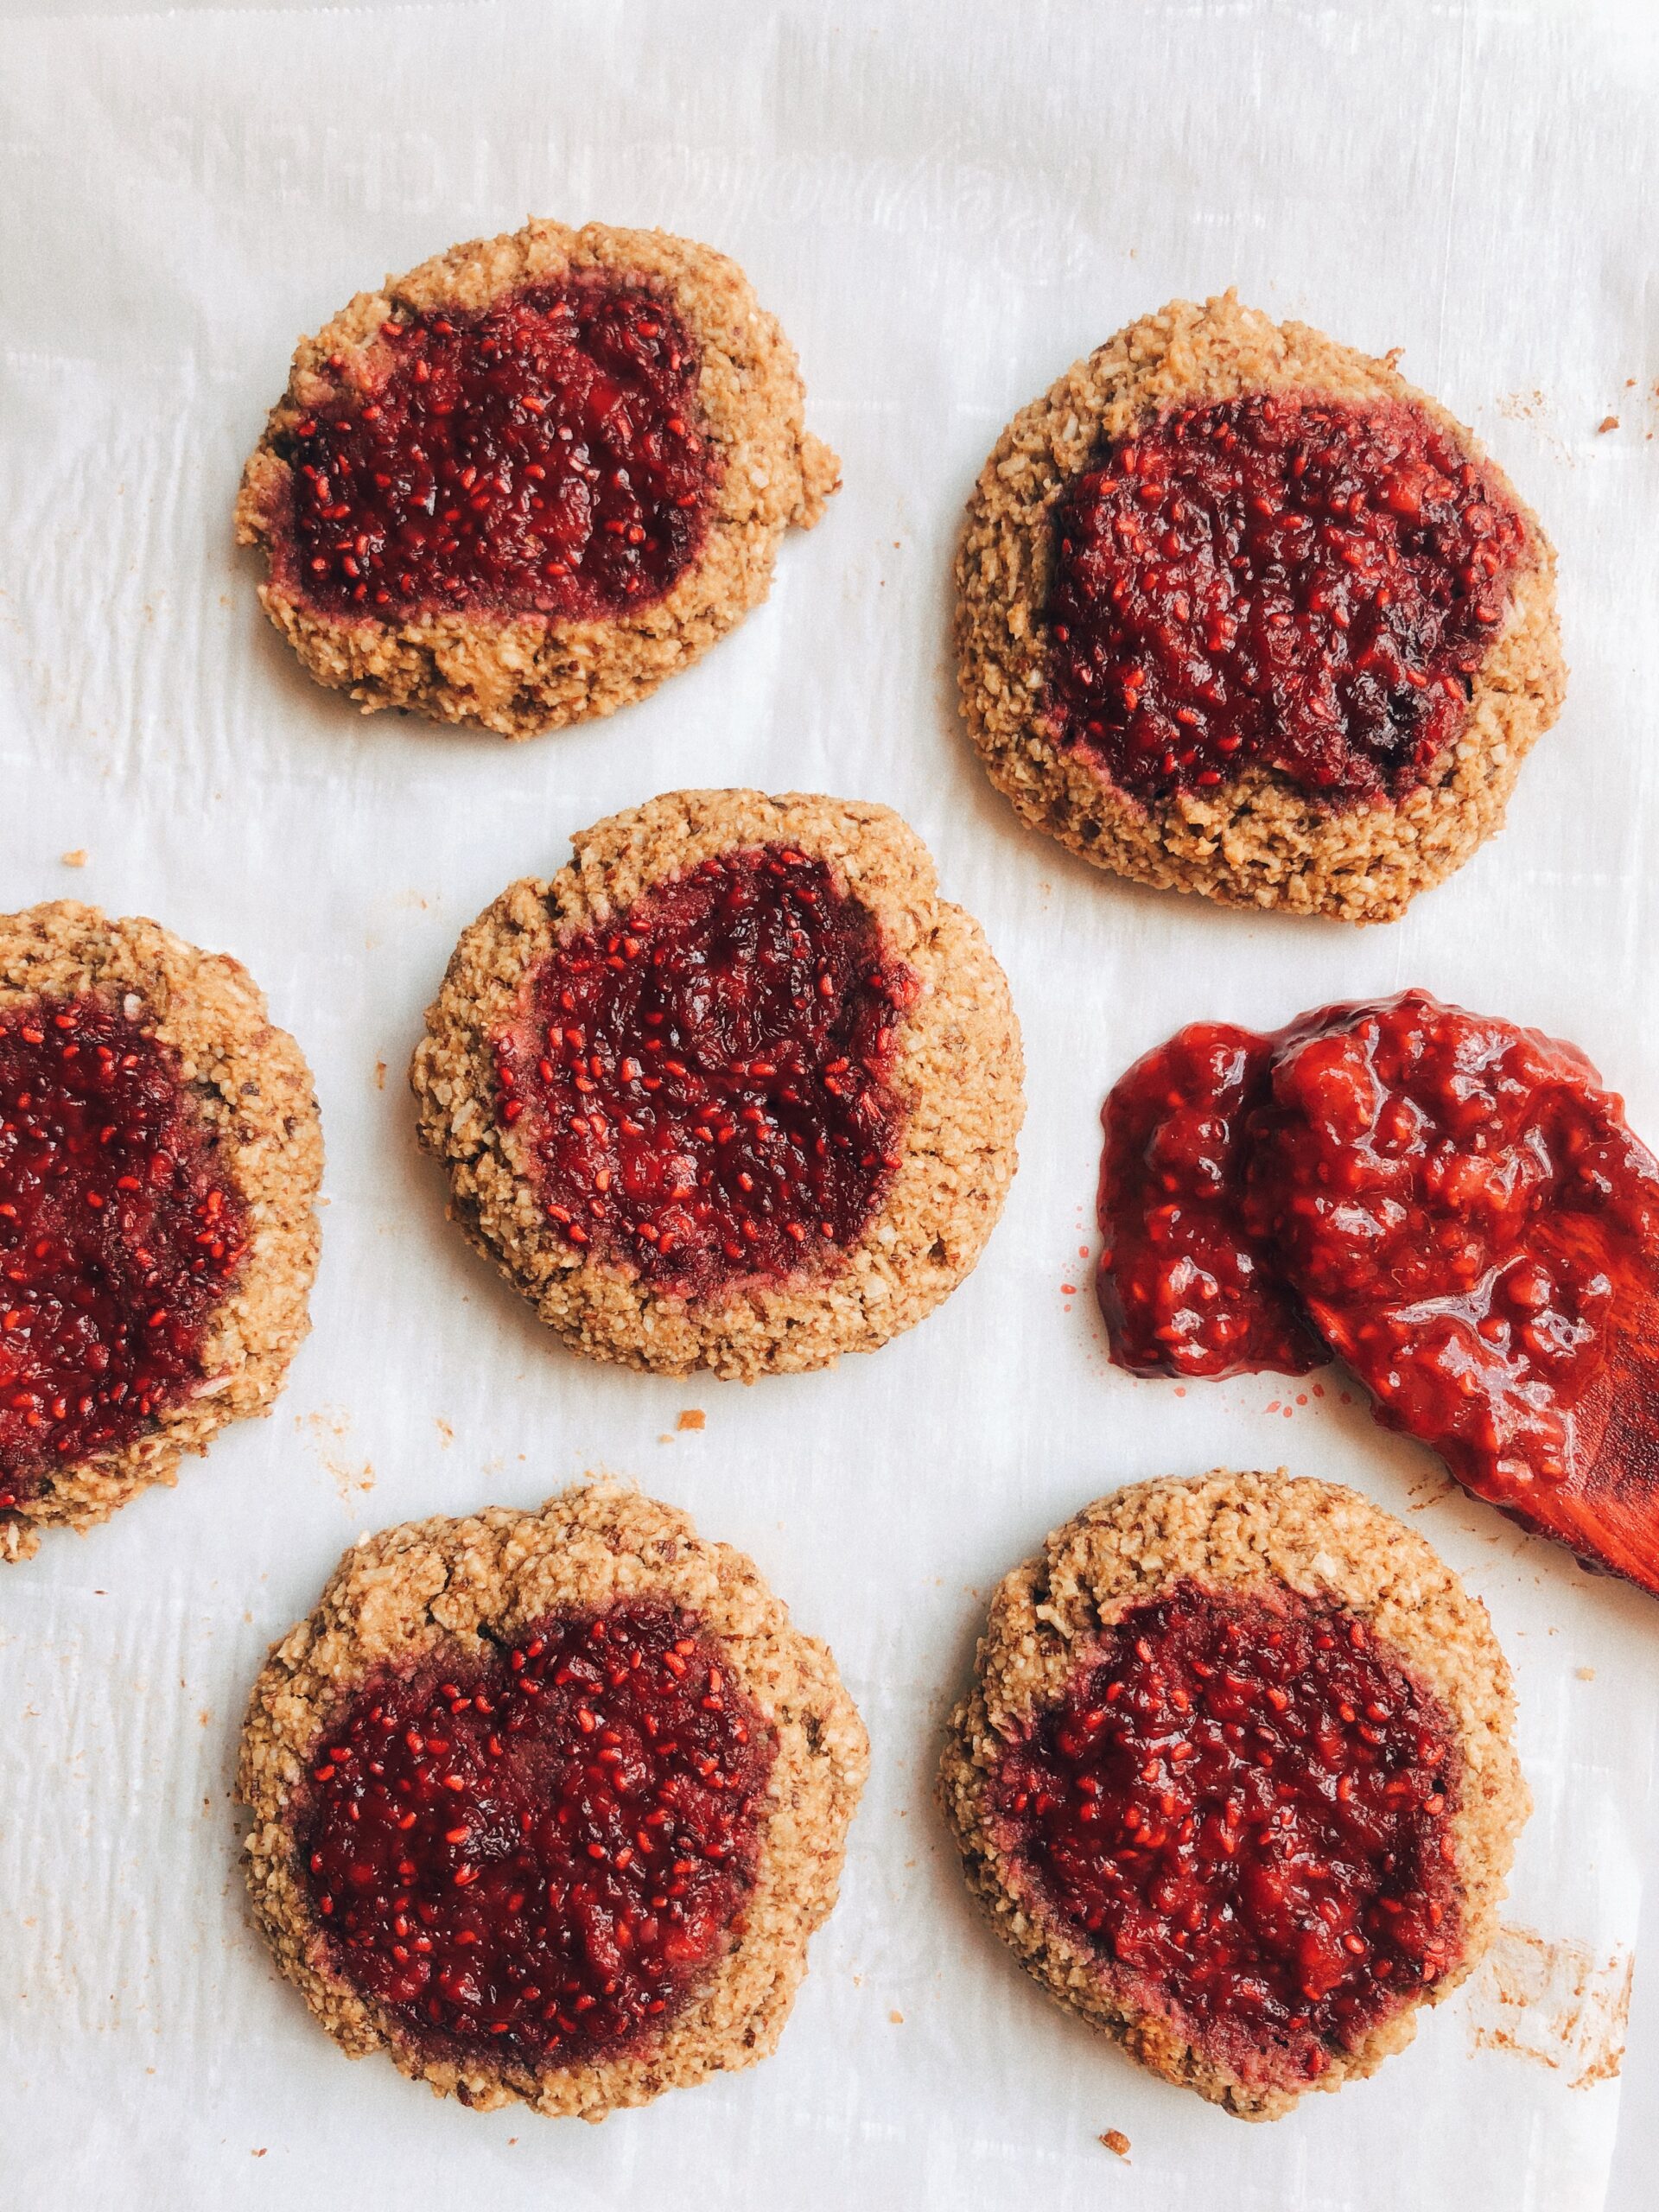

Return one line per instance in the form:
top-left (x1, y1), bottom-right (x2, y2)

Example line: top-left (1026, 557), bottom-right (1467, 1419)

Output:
top-left (938, 1471), bottom-right (1528, 2119)
top-left (410, 787), bottom-right (1025, 1378)
top-left (237, 1481), bottom-right (868, 2119)
top-left (238, 219), bottom-right (839, 738)
top-left (0, 903), bottom-right (322, 1561)
top-left (956, 294), bottom-right (1565, 922)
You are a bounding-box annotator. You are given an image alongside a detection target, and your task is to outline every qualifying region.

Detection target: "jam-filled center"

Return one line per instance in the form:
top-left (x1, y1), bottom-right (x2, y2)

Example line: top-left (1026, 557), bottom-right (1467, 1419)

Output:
top-left (1045, 392), bottom-right (1529, 804)
top-left (277, 276), bottom-right (719, 622)
top-left (302, 1600), bottom-right (775, 2069)
top-left (991, 1580), bottom-right (1461, 2086)
top-left (494, 845), bottom-right (918, 1301)
top-left (0, 992), bottom-right (247, 1509)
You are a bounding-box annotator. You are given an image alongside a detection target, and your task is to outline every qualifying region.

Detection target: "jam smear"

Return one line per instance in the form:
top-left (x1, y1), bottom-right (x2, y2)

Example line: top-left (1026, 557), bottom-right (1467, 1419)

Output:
top-left (277, 276), bottom-right (718, 622)
top-left (302, 1600), bottom-right (775, 2069)
top-left (991, 1580), bottom-right (1460, 2088)
top-left (1046, 392), bottom-right (1529, 805)
top-left (1096, 1022), bottom-right (1320, 1378)
top-left (1097, 992), bottom-right (1659, 1592)
top-left (0, 994), bottom-right (248, 1510)
top-left (495, 846), bottom-right (918, 1302)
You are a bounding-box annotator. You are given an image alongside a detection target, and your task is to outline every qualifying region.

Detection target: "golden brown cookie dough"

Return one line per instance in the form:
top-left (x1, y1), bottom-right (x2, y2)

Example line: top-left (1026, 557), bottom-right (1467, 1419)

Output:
top-left (956, 294), bottom-right (1565, 923)
top-left (237, 219), bottom-right (839, 738)
top-left (410, 787), bottom-right (1025, 1379)
top-left (938, 1471), bottom-right (1529, 2119)
top-left (236, 1481), bottom-right (868, 2119)
top-left (0, 904), bottom-right (322, 1561)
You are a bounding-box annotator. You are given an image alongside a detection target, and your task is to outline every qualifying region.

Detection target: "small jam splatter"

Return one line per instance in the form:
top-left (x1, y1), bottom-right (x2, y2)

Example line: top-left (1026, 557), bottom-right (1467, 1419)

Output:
top-left (1097, 992), bottom-right (1659, 1591)
top-left (495, 846), bottom-right (917, 1300)
top-left (1046, 392), bottom-right (1529, 804)
top-left (992, 1580), bottom-right (1460, 2088)
top-left (302, 1599), bottom-right (775, 2069)
top-left (0, 994), bottom-right (247, 1507)
top-left (276, 277), bottom-right (718, 622)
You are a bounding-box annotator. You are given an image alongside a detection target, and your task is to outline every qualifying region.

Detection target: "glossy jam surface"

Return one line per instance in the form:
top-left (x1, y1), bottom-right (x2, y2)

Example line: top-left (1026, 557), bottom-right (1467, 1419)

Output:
top-left (1248, 999), bottom-right (1659, 1498)
top-left (1098, 992), bottom-right (1659, 1590)
top-left (1096, 1021), bottom-right (1320, 1378)
top-left (495, 847), bottom-right (917, 1301)
top-left (0, 995), bottom-right (247, 1508)
top-left (991, 1581), bottom-right (1461, 2086)
top-left (302, 1600), bottom-right (775, 2069)
top-left (277, 278), bottom-right (717, 622)
top-left (1045, 393), bottom-right (1529, 804)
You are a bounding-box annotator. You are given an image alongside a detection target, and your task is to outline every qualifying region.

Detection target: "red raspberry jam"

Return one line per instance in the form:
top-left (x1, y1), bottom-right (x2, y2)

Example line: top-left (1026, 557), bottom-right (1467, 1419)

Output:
top-left (1045, 392), bottom-right (1529, 804)
top-left (494, 846), bottom-right (918, 1301)
top-left (301, 1600), bottom-right (775, 2070)
top-left (990, 1580), bottom-right (1461, 2089)
top-left (1096, 1021), bottom-right (1321, 1378)
top-left (274, 277), bottom-right (718, 623)
top-left (1097, 992), bottom-right (1659, 1592)
top-left (0, 994), bottom-right (247, 1511)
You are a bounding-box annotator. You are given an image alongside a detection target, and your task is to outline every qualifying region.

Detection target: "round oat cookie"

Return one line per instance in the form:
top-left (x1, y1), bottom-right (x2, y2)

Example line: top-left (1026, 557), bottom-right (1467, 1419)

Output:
top-left (236, 1481), bottom-right (868, 2120)
top-left (0, 903), bottom-right (322, 1561)
top-left (237, 219), bottom-right (840, 739)
top-left (410, 787), bottom-right (1025, 1379)
top-left (956, 294), bottom-right (1565, 923)
top-left (938, 1470), bottom-right (1529, 2119)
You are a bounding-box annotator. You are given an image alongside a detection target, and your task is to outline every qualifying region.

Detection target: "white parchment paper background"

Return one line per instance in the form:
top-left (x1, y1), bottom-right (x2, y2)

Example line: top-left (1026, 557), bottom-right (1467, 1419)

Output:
top-left (2, 2), bottom-right (1657, 2206)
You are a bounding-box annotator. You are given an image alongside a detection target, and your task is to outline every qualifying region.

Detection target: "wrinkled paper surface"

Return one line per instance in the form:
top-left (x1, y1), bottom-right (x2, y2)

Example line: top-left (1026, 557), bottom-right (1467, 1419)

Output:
top-left (2, 3), bottom-right (1657, 2206)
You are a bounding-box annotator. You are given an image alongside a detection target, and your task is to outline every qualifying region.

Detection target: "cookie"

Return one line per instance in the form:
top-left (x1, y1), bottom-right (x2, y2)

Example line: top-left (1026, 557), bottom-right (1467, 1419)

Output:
top-left (410, 787), bottom-right (1025, 1379)
top-left (237, 1481), bottom-right (868, 2119)
top-left (956, 293), bottom-right (1565, 922)
top-left (236, 219), bottom-right (838, 739)
top-left (938, 1471), bottom-right (1528, 2119)
top-left (0, 902), bottom-right (322, 1561)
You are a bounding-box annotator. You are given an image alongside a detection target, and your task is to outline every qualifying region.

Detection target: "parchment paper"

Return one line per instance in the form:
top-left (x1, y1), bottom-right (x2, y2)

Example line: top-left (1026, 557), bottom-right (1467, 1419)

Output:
top-left (2, 3), bottom-right (1657, 2206)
